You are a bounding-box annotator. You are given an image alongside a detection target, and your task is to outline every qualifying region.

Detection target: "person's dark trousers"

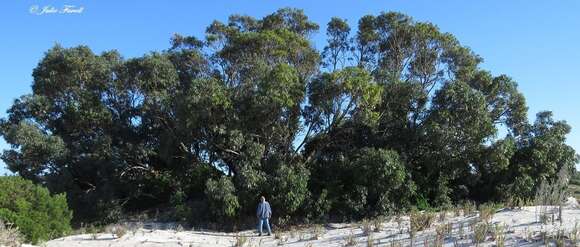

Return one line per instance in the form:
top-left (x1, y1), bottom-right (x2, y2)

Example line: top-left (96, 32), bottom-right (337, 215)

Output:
top-left (258, 217), bottom-right (272, 235)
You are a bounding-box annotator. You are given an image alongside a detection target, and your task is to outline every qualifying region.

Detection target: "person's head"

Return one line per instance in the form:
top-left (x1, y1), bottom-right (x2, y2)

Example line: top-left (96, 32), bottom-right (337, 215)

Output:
top-left (260, 196), bottom-right (265, 202)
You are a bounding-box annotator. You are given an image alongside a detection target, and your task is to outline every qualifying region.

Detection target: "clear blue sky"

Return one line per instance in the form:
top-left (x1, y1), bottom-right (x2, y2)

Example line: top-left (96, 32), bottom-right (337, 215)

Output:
top-left (1, 0), bottom-right (579, 174)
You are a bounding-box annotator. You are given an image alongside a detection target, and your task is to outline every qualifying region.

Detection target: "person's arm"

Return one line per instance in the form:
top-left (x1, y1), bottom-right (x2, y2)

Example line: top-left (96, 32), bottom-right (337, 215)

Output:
top-left (257, 203), bottom-right (261, 218)
top-left (267, 202), bottom-right (272, 218)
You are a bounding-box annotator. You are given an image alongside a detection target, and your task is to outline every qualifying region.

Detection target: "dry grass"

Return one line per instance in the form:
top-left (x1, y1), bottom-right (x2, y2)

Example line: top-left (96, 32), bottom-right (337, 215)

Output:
top-left (299, 230), bottom-right (309, 241)
top-left (343, 230), bottom-right (357, 246)
top-left (462, 201), bottom-right (476, 216)
top-left (313, 224), bottom-right (325, 240)
top-left (389, 239), bottom-right (403, 247)
top-left (234, 233), bottom-right (248, 247)
top-left (438, 211), bottom-right (448, 222)
top-left (473, 222), bottom-right (489, 246)
top-left (410, 211), bottom-right (435, 233)
top-left (105, 224), bottom-right (128, 239)
top-left (88, 225), bottom-right (99, 240)
top-left (478, 203), bottom-right (495, 224)
top-left (113, 225), bottom-right (127, 239)
top-left (492, 224), bottom-right (506, 247)
top-left (453, 206), bottom-right (463, 217)
top-left (175, 224), bottom-right (184, 232)
top-left (555, 229), bottom-right (566, 247)
top-left (372, 216), bottom-right (384, 232)
top-left (366, 232), bottom-right (375, 247)
top-left (570, 222), bottom-right (579, 243)
top-left (275, 233), bottom-right (288, 246)
top-left (434, 224), bottom-right (447, 247)
top-left (360, 219), bottom-right (372, 236)
top-left (289, 226), bottom-right (297, 239)
top-left (409, 211), bottom-right (435, 246)
top-left (535, 167), bottom-right (569, 225)
top-left (394, 214), bottom-right (403, 228)
top-left (437, 223), bottom-right (452, 238)
top-left (0, 220), bottom-right (22, 247)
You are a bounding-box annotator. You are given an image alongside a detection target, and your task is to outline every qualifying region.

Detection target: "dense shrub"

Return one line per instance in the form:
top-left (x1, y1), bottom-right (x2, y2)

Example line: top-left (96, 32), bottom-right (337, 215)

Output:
top-left (269, 162), bottom-right (310, 219)
top-left (0, 176), bottom-right (72, 244)
top-left (350, 148), bottom-right (414, 215)
top-left (205, 177), bottom-right (240, 222)
top-left (308, 147), bottom-right (415, 220)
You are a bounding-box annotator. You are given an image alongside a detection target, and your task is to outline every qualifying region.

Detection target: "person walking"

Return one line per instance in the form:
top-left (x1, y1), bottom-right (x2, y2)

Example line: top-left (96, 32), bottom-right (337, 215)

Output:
top-left (256, 196), bottom-right (272, 236)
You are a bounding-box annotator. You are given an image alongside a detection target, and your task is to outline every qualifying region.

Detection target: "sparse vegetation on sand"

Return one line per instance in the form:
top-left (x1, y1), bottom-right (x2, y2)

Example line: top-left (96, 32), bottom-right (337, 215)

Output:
top-left (7, 199), bottom-right (578, 246)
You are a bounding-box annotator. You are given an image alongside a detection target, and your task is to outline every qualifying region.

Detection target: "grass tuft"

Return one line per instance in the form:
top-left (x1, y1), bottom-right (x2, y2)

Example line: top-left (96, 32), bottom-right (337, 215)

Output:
top-left (234, 233), bottom-right (247, 247)
top-left (0, 220), bottom-right (22, 247)
top-left (493, 224), bottom-right (505, 247)
top-left (473, 223), bottom-right (489, 246)
top-left (372, 216), bottom-right (384, 232)
top-left (343, 230), bottom-right (357, 246)
top-left (462, 201), bottom-right (476, 216)
top-left (360, 219), bottom-right (373, 236)
top-left (113, 224), bottom-right (128, 239)
top-left (366, 232), bottom-right (375, 247)
top-left (410, 211), bottom-right (435, 233)
top-left (478, 203), bottom-right (496, 224)
top-left (313, 224), bottom-right (325, 240)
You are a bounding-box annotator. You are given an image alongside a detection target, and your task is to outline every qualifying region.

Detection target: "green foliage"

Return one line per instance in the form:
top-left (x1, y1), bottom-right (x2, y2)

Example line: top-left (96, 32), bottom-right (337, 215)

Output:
top-left (350, 148), bottom-right (414, 215)
top-left (170, 189), bottom-right (191, 221)
top-left (0, 8), bottom-right (577, 226)
top-left (307, 189), bottom-right (332, 221)
top-left (205, 177), bottom-right (240, 221)
top-left (308, 147), bottom-right (414, 220)
top-left (269, 162), bottom-right (310, 218)
top-left (0, 176), bottom-right (72, 244)
top-left (415, 195), bottom-right (431, 211)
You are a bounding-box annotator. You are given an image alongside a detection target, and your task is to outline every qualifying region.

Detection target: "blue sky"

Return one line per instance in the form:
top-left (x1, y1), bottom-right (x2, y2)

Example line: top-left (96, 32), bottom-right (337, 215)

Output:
top-left (1, 0), bottom-right (579, 174)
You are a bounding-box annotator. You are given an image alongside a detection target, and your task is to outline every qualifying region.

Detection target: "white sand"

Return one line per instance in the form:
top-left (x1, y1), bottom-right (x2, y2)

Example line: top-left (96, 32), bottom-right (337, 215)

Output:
top-left (24, 198), bottom-right (580, 247)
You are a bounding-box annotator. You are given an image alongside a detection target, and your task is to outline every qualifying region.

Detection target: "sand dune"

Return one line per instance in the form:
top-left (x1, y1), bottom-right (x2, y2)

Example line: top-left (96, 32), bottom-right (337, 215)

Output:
top-left (24, 198), bottom-right (580, 247)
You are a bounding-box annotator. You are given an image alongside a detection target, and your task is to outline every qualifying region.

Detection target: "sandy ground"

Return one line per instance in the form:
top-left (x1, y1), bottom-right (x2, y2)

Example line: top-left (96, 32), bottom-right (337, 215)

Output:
top-left (24, 198), bottom-right (580, 247)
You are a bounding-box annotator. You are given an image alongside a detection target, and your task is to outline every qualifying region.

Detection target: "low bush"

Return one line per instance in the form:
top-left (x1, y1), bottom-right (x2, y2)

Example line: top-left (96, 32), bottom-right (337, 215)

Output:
top-left (0, 176), bottom-right (72, 244)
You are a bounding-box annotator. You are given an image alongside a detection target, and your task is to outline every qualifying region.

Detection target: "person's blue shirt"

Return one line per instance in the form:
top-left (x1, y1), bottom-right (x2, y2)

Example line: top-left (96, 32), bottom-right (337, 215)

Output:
top-left (257, 201), bottom-right (272, 219)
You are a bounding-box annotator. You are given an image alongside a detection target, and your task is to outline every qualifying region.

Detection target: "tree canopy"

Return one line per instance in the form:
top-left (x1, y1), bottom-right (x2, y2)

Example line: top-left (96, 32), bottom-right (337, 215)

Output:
top-left (1, 8), bottom-right (577, 224)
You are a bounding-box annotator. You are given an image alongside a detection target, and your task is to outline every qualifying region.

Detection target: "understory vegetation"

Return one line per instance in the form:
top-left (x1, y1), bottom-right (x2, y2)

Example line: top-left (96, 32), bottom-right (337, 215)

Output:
top-left (0, 8), bottom-right (577, 230)
top-left (0, 176), bottom-right (72, 244)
